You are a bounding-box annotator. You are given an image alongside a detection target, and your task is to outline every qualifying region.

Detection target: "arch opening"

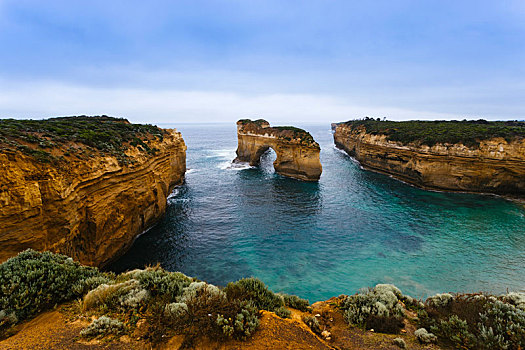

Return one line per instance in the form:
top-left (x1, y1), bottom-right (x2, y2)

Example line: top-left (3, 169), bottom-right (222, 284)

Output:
top-left (259, 147), bottom-right (277, 174)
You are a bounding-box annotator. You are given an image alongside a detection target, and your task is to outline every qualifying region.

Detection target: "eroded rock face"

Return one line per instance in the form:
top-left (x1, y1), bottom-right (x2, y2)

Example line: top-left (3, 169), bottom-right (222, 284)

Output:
top-left (333, 123), bottom-right (525, 196)
top-left (234, 119), bottom-right (322, 181)
top-left (0, 129), bottom-right (186, 267)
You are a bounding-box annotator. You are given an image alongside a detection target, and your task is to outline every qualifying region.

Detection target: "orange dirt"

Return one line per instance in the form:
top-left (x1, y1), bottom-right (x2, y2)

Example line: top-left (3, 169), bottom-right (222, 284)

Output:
top-left (1, 299), bottom-right (447, 350)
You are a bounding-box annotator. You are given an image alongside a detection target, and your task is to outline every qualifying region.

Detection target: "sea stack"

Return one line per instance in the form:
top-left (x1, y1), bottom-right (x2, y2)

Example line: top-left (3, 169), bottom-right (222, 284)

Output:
top-left (0, 116), bottom-right (187, 267)
top-left (234, 119), bottom-right (322, 181)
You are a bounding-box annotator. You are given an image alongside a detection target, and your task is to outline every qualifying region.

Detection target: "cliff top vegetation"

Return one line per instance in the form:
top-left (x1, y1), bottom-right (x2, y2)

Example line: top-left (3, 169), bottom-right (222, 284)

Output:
top-left (0, 116), bottom-right (167, 164)
top-left (237, 119), bottom-right (319, 148)
top-left (339, 118), bottom-right (525, 147)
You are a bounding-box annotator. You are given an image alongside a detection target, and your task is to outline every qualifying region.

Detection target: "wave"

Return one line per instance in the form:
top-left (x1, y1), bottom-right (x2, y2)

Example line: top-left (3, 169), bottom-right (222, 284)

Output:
top-left (206, 149), bottom-right (236, 160)
top-left (218, 161), bottom-right (255, 171)
top-left (167, 188), bottom-right (180, 199)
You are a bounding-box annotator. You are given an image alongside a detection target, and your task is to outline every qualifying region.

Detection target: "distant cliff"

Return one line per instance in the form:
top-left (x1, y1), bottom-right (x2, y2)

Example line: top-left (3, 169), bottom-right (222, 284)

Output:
top-left (0, 116), bottom-right (186, 267)
top-left (234, 119), bottom-right (322, 181)
top-left (333, 119), bottom-right (525, 196)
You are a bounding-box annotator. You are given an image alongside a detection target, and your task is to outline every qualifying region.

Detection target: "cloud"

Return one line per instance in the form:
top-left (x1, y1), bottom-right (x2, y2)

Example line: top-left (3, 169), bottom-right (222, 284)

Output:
top-left (0, 80), bottom-right (456, 124)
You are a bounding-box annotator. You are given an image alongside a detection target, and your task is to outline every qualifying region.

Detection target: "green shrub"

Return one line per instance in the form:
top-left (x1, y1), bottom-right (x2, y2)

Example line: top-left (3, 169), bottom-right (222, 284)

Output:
top-left (149, 282), bottom-right (261, 345)
top-left (430, 315), bottom-right (476, 348)
top-left (164, 302), bottom-right (189, 319)
top-left (477, 300), bottom-right (525, 349)
top-left (216, 301), bottom-right (259, 340)
top-left (280, 293), bottom-right (310, 312)
top-left (274, 306), bottom-right (291, 319)
top-left (224, 277), bottom-right (284, 313)
top-left (504, 292), bottom-right (525, 310)
top-left (178, 281), bottom-right (224, 304)
top-left (340, 119), bottom-right (525, 147)
top-left (0, 249), bottom-right (101, 324)
top-left (414, 327), bottom-right (437, 344)
top-left (0, 116), bottom-right (167, 164)
top-left (80, 316), bottom-right (124, 338)
top-left (126, 267), bottom-right (192, 300)
top-left (426, 293), bottom-right (453, 308)
top-left (341, 284), bottom-right (405, 333)
top-left (72, 275), bottom-right (114, 296)
top-left (420, 293), bottom-right (525, 349)
top-left (83, 279), bottom-right (149, 311)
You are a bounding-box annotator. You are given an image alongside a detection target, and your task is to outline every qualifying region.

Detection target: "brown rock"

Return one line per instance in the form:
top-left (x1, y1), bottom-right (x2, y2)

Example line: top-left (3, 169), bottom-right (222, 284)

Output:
top-left (333, 123), bottom-right (525, 196)
top-left (234, 119), bottom-right (322, 181)
top-left (0, 128), bottom-right (186, 267)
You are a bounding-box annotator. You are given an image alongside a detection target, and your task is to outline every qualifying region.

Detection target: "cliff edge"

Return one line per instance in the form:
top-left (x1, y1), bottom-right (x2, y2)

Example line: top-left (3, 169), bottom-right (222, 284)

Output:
top-left (333, 119), bottom-right (525, 196)
top-left (0, 116), bottom-right (186, 267)
top-left (234, 119), bottom-right (322, 181)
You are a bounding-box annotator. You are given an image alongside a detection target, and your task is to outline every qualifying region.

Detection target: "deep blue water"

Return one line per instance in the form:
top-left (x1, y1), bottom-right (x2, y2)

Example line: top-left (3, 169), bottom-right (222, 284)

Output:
top-left (109, 124), bottom-right (525, 301)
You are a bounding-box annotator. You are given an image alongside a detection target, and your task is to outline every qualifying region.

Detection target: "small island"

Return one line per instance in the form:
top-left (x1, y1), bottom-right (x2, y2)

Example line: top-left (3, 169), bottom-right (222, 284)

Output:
top-left (333, 119), bottom-right (525, 196)
top-left (234, 119), bottom-right (322, 181)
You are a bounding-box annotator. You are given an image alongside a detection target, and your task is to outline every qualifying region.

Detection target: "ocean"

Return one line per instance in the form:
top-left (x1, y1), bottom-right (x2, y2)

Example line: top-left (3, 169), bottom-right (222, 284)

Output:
top-left (109, 123), bottom-right (525, 301)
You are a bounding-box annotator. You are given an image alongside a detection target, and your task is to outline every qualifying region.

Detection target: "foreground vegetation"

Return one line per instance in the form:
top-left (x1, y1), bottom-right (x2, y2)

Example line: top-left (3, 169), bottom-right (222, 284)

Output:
top-left (0, 250), bottom-right (309, 347)
top-left (1, 250), bottom-right (524, 349)
top-left (340, 118), bottom-right (525, 147)
top-left (0, 115), bottom-right (166, 164)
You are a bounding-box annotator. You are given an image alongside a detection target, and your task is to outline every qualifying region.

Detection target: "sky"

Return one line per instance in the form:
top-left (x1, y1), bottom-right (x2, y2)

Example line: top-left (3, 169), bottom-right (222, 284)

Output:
top-left (0, 0), bottom-right (524, 124)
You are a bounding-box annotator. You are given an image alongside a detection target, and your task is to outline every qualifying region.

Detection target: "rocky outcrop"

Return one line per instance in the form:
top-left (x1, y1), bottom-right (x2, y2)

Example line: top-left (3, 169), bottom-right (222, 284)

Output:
top-left (0, 119), bottom-right (186, 267)
top-left (234, 119), bottom-right (322, 181)
top-left (333, 123), bottom-right (525, 196)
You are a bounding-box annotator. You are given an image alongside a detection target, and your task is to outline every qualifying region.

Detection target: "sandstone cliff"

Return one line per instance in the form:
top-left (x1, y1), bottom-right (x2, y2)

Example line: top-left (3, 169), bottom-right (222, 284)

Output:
top-left (234, 119), bottom-right (322, 181)
top-left (333, 121), bottom-right (525, 196)
top-left (0, 116), bottom-right (186, 267)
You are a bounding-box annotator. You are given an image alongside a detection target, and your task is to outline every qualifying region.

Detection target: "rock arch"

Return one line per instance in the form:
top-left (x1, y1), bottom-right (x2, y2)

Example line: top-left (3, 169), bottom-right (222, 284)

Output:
top-left (234, 119), bottom-right (322, 181)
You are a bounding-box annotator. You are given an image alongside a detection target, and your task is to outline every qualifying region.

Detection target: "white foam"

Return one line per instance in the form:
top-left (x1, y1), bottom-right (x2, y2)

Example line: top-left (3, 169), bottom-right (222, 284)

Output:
top-left (333, 144), bottom-right (348, 155)
top-left (206, 149), bottom-right (236, 159)
top-left (333, 145), bottom-right (364, 168)
top-left (186, 168), bottom-right (197, 174)
top-left (218, 161), bottom-right (255, 171)
top-left (167, 188), bottom-right (180, 199)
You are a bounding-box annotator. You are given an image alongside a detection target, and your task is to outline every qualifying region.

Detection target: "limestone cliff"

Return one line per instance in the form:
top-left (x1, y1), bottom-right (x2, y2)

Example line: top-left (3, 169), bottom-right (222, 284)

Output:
top-left (333, 122), bottom-right (525, 196)
top-left (0, 116), bottom-right (186, 267)
top-left (234, 119), bottom-right (322, 181)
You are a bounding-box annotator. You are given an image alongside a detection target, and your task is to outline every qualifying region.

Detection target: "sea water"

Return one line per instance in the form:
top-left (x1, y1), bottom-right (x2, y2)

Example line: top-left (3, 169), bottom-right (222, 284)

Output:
top-left (109, 123), bottom-right (525, 301)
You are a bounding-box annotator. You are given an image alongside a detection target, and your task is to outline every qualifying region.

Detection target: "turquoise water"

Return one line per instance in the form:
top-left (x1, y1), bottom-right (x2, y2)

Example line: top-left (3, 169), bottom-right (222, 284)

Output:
top-left (109, 124), bottom-right (525, 301)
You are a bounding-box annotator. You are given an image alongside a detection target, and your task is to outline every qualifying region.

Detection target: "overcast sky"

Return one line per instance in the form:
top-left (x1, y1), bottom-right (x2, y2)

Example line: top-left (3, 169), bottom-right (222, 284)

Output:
top-left (1, 0), bottom-right (524, 124)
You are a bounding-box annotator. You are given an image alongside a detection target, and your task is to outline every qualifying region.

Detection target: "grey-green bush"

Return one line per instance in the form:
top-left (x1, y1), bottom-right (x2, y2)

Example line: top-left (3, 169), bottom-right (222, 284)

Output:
top-left (216, 301), bottom-right (259, 340)
top-left (430, 315), bottom-right (476, 348)
top-left (80, 316), bottom-right (124, 338)
top-left (414, 328), bottom-right (437, 344)
top-left (342, 284), bottom-right (405, 333)
top-left (280, 294), bottom-right (310, 312)
top-left (224, 277), bottom-right (284, 313)
top-left (0, 249), bottom-right (101, 324)
top-left (421, 293), bottom-right (525, 349)
top-left (83, 279), bottom-right (148, 311)
top-left (477, 300), bottom-right (525, 350)
top-left (126, 267), bottom-right (193, 299)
